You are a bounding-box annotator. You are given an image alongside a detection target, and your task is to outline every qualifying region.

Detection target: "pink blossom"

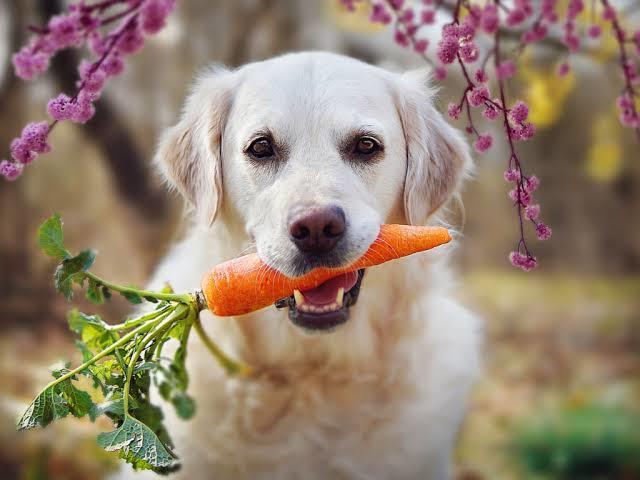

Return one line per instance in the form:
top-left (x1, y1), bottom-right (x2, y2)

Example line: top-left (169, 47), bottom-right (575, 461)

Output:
top-left (557, 61), bottom-right (571, 76)
top-left (370, 3), bottom-right (392, 24)
top-left (116, 20), bottom-right (144, 54)
top-left (506, 9), bottom-right (527, 27)
top-left (459, 42), bottom-right (479, 63)
top-left (541, 0), bottom-right (558, 21)
top-left (467, 85), bottom-right (490, 107)
top-left (10, 139), bottom-right (35, 164)
top-left (567, 0), bottom-right (584, 19)
top-left (399, 8), bottom-right (415, 24)
top-left (48, 13), bottom-right (83, 49)
top-left (536, 223), bottom-right (552, 240)
top-left (78, 60), bottom-right (106, 94)
top-left (525, 204), bottom-right (540, 221)
top-left (512, 123), bottom-right (536, 140)
top-left (101, 55), bottom-right (125, 77)
top-left (434, 66), bottom-right (447, 80)
top-left (563, 32), bottom-right (581, 52)
top-left (522, 23), bottom-right (548, 44)
top-left (47, 94), bottom-right (75, 121)
top-left (20, 122), bottom-right (50, 154)
top-left (602, 6), bottom-right (616, 21)
top-left (474, 134), bottom-right (493, 153)
top-left (414, 39), bottom-right (429, 53)
top-left (12, 48), bottom-right (50, 80)
top-left (141, 0), bottom-right (177, 34)
top-left (504, 168), bottom-right (521, 183)
top-left (633, 31), bottom-right (640, 54)
top-left (394, 30), bottom-right (410, 47)
top-left (70, 99), bottom-right (96, 124)
top-left (388, 0), bottom-right (404, 9)
top-left (509, 187), bottom-right (531, 206)
top-left (480, 4), bottom-right (499, 34)
top-left (524, 175), bottom-right (540, 192)
top-left (509, 101), bottom-right (529, 123)
top-left (447, 103), bottom-right (461, 119)
top-left (497, 60), bottom-right (517, 80)
top-left (421, 9), bottom-right (436, 25)
top-left (588, 24), bottom-right (602, 39)
top-left (475, 69), bottom-right (488, 83)
top-left (509, 251), bottom-right (537, 271)
top-left (0, 160), bottom-right (23, 181)
top-left (436, 35), bottom-right (459, 64)
top-left (483, 104), bottom-right (499, 120)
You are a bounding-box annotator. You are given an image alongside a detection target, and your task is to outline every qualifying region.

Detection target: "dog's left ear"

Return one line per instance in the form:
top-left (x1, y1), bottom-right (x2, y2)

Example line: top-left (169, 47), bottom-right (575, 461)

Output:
top-left (395, 68), bottom-right (473, 225)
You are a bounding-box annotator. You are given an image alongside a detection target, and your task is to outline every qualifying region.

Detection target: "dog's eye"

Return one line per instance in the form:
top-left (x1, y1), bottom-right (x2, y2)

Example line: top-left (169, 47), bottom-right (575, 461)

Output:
top-left (247, 137), bottom-right (275, 159)
top-left (355, 136), bottom-right (380, 155)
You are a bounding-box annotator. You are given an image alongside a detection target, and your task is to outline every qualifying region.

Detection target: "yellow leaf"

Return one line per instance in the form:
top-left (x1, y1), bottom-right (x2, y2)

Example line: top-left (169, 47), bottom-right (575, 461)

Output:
top-left (586, 113), bottom-right (623, 182)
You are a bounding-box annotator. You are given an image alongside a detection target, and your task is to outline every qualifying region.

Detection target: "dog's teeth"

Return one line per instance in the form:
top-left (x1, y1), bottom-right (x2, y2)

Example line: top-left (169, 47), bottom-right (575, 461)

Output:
top-left (336, 287), bottom-right (344, 307)
top-left (294, 289), bottom-right (305, 306)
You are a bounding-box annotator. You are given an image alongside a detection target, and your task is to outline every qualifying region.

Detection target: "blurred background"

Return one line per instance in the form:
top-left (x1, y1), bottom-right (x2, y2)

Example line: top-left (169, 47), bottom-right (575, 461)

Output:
top-left (1, 0), bottom-right (639, 478)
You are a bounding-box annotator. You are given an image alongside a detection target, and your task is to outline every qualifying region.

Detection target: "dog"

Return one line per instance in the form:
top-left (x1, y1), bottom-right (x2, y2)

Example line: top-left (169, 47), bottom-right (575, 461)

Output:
top-left (118, 51), bottom-right (482, 480)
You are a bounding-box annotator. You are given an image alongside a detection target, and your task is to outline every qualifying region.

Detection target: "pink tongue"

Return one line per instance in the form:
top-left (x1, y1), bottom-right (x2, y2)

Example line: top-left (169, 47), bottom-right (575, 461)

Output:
top-left (300, 271), bottom-right (359, 305)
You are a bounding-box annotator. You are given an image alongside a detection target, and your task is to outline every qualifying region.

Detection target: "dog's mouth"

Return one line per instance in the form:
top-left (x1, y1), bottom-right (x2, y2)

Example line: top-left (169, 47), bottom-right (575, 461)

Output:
top-left (275, 269), bottom-right (365, 332)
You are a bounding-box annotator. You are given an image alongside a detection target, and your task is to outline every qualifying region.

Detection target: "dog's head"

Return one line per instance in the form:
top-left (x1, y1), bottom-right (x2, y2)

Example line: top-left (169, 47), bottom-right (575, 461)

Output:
top-left (157, 52), bottom-right (470, 334)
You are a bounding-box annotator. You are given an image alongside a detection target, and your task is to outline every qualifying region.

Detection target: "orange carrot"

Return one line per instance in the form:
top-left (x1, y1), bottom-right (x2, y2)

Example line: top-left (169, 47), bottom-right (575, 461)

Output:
top-left (201, 224), bottom-right (451, 316)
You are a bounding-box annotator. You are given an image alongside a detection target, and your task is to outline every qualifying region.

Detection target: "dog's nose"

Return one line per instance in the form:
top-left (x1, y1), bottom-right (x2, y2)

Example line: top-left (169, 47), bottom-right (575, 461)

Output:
top-left (288, 205), bottom-right (346, 254)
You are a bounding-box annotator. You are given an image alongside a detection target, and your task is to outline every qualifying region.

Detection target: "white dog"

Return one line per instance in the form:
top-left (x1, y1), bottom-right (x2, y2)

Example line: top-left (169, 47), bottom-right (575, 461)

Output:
top-left (120, 52), bottom-right (481, 480)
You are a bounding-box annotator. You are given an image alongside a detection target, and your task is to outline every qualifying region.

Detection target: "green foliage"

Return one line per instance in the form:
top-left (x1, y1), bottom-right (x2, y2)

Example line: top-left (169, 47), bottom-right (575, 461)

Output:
top-left (18, 215), bottom-right (205, 473)
top-left (97, 415), bottom-right (177, 470)
top-left (37, 213), bottom-right (70, 260)
top-left (512, 405), bottom-right (640, 478)
top-left (17, 369), bottom-right (94, 430)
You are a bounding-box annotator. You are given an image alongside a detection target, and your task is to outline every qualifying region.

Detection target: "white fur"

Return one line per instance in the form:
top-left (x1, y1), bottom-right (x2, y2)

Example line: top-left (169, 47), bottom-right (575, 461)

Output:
top-left (114, 52), bottom-right (482, 480)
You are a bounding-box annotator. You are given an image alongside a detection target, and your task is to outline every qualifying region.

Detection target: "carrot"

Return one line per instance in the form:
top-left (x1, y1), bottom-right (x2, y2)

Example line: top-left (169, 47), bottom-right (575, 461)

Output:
top-left (201, 224), bottom-right (451, 316)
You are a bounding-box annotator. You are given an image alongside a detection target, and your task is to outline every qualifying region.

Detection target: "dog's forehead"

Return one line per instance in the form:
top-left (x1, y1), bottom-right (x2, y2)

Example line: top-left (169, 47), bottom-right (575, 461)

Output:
top-left (230, 54), bottom-right (397, 135)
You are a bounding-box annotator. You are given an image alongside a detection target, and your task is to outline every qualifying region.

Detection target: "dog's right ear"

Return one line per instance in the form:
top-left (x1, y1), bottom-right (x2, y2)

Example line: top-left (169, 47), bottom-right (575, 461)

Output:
top-left (155, 66), bottom-right (236, 226)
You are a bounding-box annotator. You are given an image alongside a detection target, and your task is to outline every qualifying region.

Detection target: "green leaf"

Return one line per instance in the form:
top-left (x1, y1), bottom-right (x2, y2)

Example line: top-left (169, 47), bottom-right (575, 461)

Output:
top-left (90, 396), bottom-right (139, 422)
top-left (17, 372), bottom-right (94, 429)
top-left (54, 250), bottom-right (96, 300)
top-left (87, 278), bottom-right (106, 304)
top-left (37, 214), bottom-right (70, 260)
top-left (68, 310), bottom-right (116, 353)
top-left (55, 374), bottom-right (93, 418)
top-left (17, 385), bottom-right (69, 430)
top-left (97, 415), bottom-right (176, 469)
top-left (121, 290), bottom-right (143, 304)
top-left (171, 393), bottom-right (195, 420)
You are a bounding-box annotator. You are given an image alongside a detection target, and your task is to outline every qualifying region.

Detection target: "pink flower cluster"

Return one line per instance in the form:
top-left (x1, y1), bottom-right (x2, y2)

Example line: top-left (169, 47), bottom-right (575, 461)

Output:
top-left (337, 0), bottom-right (639, 271)
top-left (2, 0), bottom-right (177, 181)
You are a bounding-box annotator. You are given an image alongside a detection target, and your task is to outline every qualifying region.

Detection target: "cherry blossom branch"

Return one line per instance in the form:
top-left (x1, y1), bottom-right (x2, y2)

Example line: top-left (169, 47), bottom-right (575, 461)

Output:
top-left (340, 0), bottom-right (639, 271)
top-left (0, 0), bottom-right (177, 180)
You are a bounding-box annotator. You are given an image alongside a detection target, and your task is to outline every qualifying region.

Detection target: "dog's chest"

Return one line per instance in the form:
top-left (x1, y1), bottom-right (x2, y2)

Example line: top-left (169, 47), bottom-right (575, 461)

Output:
top-left (171, 359), bottom-right (429, 479)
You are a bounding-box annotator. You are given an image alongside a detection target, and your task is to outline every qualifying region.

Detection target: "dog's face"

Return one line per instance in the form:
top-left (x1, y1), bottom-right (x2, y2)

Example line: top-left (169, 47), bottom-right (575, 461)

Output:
top-left (157, 53), bottom-right (470, 333)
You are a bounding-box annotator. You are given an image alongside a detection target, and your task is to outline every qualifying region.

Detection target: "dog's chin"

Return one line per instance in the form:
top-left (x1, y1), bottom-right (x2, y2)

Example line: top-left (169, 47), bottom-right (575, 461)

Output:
top-left (275, 270), bottom-right (365, 333)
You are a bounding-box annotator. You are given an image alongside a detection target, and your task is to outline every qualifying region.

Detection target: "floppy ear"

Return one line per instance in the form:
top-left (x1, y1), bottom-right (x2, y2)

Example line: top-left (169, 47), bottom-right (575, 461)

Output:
top-left (155, 66), bottom-right (236, 225)
top-left (396, 69), bottom-right (473, 226)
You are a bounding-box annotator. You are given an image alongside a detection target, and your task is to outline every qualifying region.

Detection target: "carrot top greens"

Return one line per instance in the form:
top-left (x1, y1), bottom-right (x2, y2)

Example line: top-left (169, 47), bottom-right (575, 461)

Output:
top-left (18, 214), bottom-right (244, 473)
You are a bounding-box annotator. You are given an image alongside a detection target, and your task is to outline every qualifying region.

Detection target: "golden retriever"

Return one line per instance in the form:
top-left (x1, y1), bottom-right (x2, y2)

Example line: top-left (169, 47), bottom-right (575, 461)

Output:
top-left (117, 51), bottom-right (482, 480)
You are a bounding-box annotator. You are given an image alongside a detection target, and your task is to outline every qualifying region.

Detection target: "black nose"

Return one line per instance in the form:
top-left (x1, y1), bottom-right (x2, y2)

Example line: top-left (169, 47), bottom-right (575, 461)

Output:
top-left (288, 205), bottom-right (346, 254)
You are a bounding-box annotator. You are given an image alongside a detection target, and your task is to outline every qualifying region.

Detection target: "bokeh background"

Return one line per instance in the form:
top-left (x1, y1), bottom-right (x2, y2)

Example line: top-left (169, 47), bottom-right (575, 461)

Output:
top-left (1, 0), bottom-right (639, 478)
